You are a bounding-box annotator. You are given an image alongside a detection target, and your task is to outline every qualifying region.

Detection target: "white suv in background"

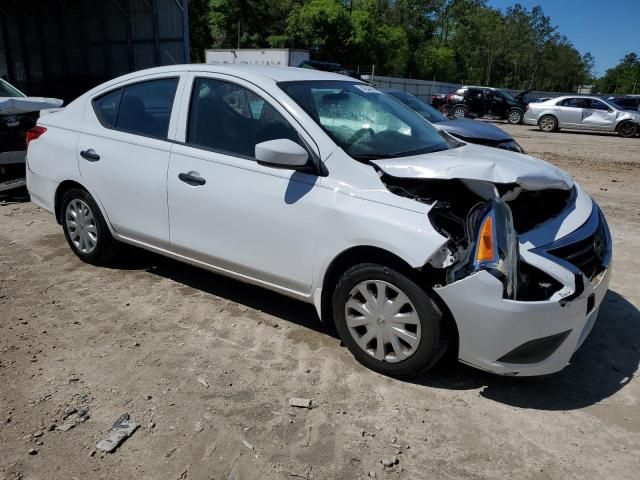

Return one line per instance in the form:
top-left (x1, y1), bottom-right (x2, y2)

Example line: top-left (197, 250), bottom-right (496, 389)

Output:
top-left (26, 65), bottom-right (611, 378)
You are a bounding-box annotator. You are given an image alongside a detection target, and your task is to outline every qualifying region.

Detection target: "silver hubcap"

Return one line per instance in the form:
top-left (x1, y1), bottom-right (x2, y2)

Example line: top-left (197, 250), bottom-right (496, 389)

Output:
top-left (540, 117), bottom-right (554, 131)
top-left (345, 280), bottom-right (421, 363)
top-left (453, 108), bottom-right (465, 118)
top-left (509, 111), bottom-right (521, 123)
top-left (65, 199), bottom-right (97, 254)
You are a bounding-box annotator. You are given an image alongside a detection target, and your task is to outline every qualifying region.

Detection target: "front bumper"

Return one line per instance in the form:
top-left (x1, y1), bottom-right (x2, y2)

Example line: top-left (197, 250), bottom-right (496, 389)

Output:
top-left (435, 203), bottom-right (612, 376)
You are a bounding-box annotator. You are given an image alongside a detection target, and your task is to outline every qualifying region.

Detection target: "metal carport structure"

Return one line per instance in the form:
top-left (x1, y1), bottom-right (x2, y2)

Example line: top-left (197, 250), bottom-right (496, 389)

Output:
top-left (0, 0), bottom-right (190, 102)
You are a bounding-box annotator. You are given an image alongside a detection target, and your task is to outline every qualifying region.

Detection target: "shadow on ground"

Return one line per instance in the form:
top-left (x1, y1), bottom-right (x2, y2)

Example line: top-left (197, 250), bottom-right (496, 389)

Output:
top-left (411, 290), bottom-right (639, 410)
top-left (109, 246), bottom-right (639, 411)
top-left (113, 246), bottom-right (336, 339)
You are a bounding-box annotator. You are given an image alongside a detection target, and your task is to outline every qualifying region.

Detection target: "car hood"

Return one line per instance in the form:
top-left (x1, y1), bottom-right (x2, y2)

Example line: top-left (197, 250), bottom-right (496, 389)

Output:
top-left (0, 97), bottom-right (64, 115)
top-left (434, 118), bottom-right (512, 142)
top-left (371, 143), bottom-right (573, 191)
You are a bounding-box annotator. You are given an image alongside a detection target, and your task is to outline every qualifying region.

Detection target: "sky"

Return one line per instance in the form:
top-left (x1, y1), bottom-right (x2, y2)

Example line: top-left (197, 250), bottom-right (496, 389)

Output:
top-left (487, 0), bottom-right (640, 77)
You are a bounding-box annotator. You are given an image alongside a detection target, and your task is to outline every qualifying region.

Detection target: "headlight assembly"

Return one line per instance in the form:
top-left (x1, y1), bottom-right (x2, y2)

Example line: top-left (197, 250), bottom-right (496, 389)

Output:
top-left (471, 199), bottom-right (519, 299)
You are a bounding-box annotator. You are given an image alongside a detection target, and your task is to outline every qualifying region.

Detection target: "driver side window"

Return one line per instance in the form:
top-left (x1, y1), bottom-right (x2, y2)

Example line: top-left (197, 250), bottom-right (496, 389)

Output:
top-left (187, 78), bottom-right (303, 159)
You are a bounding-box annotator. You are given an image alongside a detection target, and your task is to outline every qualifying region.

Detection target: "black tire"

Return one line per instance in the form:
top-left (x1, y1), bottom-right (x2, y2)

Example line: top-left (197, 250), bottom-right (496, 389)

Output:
top-left (507, 108), bottom-right (524, 124)
top-left (60, 188), bottom-right (117, 265)
top-left (451, 105), bottom-right (467, 119)
top-left (538, 114), bottom-right (558, 132)
top-left (332, 263), bottom-right (447, 378)
top-left (617, 121), bottom-right (638, 138)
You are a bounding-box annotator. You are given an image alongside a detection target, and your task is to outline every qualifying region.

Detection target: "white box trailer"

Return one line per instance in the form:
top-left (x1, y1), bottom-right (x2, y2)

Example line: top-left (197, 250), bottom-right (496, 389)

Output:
top-left (205, 49), bottom-right (310, 68)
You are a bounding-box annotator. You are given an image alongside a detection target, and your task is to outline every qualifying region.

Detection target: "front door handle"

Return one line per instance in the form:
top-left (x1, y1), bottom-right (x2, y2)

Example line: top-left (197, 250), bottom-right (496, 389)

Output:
top-left (80, 149), bottom-right (100, 161)
top-left (178, 171), bottom-right (206, 186)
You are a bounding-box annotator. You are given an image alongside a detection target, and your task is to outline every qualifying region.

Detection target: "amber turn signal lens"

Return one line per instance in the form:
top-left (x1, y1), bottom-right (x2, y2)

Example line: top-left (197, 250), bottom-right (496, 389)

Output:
top-left (476, 216), bottom-right (495, 263)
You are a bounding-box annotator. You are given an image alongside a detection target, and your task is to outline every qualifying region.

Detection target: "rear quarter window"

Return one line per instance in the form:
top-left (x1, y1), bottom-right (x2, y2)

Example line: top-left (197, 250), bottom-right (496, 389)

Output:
top-left (92, 77), bottom-right (179, 139)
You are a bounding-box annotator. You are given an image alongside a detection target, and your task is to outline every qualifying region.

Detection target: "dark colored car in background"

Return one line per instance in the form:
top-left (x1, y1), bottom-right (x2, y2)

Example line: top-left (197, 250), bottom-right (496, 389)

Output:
top-left (443, 86), bottom-right (532, 124)
top-left (386, 89), bottom-right (524, 152)
top-left (430, 93), bottom-right (449, 110)
top-left (607, 96), bottom-right (640, 112)
top-left (0, 78), bottom-right (62, 194)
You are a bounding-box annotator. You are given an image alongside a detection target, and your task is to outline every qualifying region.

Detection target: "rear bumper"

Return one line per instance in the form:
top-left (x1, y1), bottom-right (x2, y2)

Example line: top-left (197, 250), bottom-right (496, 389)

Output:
top-left (0, 150), bottom-right (26, 192)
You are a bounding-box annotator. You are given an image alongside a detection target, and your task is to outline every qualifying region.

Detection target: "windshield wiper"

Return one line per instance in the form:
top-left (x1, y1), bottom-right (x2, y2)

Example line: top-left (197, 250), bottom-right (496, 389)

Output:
top-left (350, 153), bottom-right (396, 161)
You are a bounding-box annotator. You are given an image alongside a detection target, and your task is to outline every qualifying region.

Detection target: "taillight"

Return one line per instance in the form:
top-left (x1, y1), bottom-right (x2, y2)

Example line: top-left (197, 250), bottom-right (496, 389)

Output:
top-left (26, 126), bottom-right (47, 147)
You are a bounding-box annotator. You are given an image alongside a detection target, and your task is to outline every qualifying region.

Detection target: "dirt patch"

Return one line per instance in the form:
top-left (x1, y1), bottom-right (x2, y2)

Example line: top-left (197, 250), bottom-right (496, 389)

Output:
top-left (1, 128), bottom-right (639, 479)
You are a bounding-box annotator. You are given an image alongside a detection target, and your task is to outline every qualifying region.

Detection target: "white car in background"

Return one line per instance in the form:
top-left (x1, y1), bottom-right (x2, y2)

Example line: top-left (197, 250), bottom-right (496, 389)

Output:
top-left (524, 95), bottom-right (639, 137)
top-left (26, 65), bottom-right (611, 378)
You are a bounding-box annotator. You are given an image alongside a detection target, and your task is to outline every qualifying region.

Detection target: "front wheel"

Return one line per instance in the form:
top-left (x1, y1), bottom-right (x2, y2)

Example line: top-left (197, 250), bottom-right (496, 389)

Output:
top-left (332, 263), bottom-right (447, 378)
top-left (507, 109), bottom-right (524, 124)
top-left (451, 105), bottom-right (467, 119)
top-left (61, 188), bottom-right (118, 265)
top-left (617, 121), bottom-right (638, 138)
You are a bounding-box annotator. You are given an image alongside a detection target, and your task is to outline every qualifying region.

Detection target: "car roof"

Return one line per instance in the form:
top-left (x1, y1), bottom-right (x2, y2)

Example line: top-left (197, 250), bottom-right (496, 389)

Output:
top-left (113, 63), bottom-right (355, 84)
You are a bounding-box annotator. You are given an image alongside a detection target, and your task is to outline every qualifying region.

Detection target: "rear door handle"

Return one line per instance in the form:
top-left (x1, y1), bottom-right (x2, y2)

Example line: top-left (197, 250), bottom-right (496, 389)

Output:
top-left (178, 171), bottom-right (206, 186)
top-left (80, 149), bottom-right (100, 161)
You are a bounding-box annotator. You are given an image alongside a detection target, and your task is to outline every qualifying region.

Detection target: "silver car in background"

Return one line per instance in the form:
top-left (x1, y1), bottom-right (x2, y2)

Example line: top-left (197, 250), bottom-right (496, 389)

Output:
top-left (524, 95), bottom-right (640, 137)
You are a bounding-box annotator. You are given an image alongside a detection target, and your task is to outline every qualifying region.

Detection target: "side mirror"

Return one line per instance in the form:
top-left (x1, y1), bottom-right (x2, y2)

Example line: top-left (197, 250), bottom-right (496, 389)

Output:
top-left (255, 139), bottom-right (309, 168)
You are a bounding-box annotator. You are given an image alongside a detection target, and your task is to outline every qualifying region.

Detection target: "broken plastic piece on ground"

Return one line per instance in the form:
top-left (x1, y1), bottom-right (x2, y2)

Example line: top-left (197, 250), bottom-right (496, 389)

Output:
top-left (96, 414), bottom-right (139, 453)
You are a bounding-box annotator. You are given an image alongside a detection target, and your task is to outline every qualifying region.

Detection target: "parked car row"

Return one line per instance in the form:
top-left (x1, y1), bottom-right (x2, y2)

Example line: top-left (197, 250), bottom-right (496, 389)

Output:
top-left (426, 85), bottom-right (639, 138)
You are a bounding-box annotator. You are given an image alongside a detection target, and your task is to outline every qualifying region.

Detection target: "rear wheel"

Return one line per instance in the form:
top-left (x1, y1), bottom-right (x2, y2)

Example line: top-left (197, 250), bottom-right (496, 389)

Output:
top-left (538, 115), bottom-right (558, 132)
top-left (332, 263), bottom-right (447, 378)
top-left (617, 121), bottom-right (638, 138)
top-left (451, 105), bottom-right (467, 119)
top-left (507, 109), bottom-right (524, 124)
top-left (61, 188), bottom-right (117, 265)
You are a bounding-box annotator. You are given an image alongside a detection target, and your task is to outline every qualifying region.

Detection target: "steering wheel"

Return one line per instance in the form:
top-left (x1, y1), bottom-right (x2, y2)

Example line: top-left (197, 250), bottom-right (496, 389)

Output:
top-left (347, 127), bottom-right (376, 145)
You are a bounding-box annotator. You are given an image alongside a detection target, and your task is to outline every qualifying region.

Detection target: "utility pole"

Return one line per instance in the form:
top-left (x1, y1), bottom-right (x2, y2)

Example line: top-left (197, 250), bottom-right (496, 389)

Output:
top-left (237, 21), bottom-right (240, 50)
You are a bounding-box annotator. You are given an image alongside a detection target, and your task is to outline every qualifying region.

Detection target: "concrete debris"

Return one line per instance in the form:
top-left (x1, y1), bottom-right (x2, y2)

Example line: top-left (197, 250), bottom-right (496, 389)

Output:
top-left (56, 423), bottom-right (75, 432)
top-left (96, 416), bottom-right (139, 453)
top-left (197, 377), bottom-right (209, 388)
top-left (288, 398), bottom-right (312, 409)
top-left (28, 448), bottom-right (38, 455)
top-left (194, 421), bottom-right (204, 433)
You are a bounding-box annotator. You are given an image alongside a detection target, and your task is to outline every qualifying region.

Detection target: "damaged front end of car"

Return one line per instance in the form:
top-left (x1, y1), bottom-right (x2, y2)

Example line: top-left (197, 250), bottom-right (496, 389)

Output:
top-left (380, 173), bottom-right (572, 303)
top-left (374, 147), bottom-right (611, 375)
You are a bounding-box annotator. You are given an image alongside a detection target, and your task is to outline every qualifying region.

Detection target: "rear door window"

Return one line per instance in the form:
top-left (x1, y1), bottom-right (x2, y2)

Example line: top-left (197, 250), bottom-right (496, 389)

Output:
top-left (92, 77), bottom-right (179, 139)
top-left (559, 98), bottom-right (583, 108)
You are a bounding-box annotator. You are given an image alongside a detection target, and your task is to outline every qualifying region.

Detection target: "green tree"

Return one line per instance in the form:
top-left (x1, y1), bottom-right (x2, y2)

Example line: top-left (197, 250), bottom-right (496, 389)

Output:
top-left (596, 53), bottom-right (640, 94)
top-left (286, 0), bottom-right (352, 60)
top-left (189, 0), bottom-right (213, 62)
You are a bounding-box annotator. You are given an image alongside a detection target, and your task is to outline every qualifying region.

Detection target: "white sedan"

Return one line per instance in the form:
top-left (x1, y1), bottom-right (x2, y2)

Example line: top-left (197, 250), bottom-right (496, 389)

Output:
top-left (524, 95), bottom-right (639, 137)
top-left (26, 65), bottom-right (611, 377)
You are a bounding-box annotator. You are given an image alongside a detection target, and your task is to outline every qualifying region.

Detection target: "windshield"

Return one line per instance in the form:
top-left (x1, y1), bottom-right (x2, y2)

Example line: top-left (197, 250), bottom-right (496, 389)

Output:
top-left (387, 91), bottom-right (447, 123)
top-left (279, 81), bottom-right (450, 160)
top-left (0, 79), bottom-right (25, 98)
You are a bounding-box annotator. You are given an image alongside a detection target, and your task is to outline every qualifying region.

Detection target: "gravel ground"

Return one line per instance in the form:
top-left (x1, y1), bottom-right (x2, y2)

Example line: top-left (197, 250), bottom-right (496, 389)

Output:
top-left (1, 126), bottom-right (639, 480)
